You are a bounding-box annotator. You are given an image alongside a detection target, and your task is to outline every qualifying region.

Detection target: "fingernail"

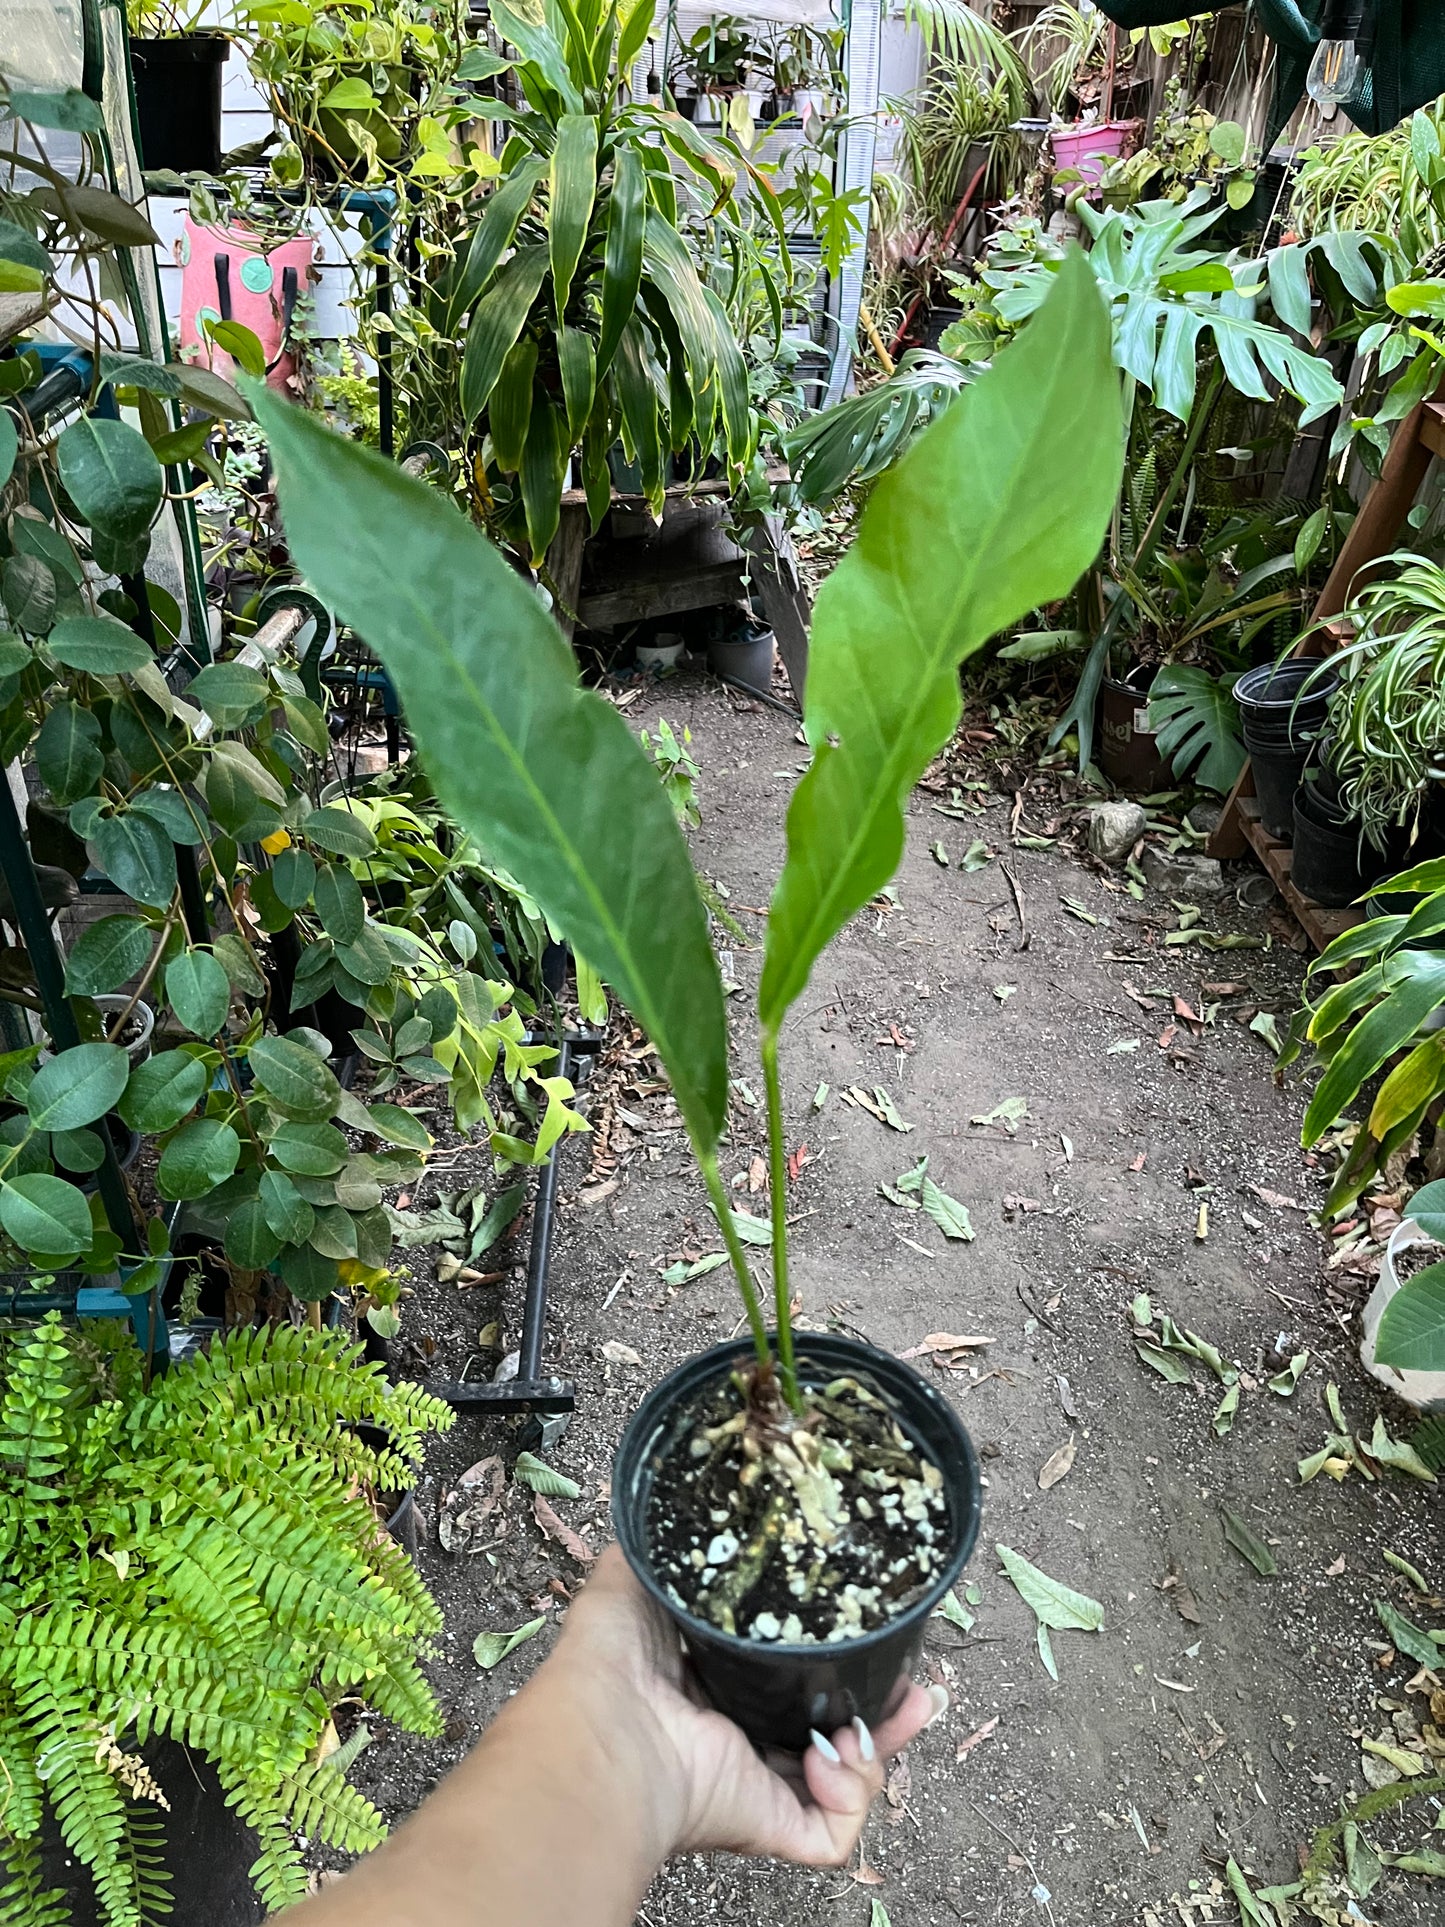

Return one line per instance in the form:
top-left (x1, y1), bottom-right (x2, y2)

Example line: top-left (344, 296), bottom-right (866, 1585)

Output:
top-left (810, 1728), bottom-right (841, 1764)
top-left (852, 1716), bottom-right (875, 1763)
top-left (925, 1684), bottom-right (949, 1727)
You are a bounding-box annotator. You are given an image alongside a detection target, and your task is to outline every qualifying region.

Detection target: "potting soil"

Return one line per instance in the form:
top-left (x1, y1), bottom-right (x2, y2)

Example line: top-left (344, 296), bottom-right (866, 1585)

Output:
top-left (646, 1369), bottom-right (948, 1643)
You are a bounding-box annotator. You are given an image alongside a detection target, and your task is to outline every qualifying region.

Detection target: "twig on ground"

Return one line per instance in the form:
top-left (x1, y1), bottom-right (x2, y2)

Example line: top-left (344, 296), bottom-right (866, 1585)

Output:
top-left (1001, 864), bottom-right (1029, 951)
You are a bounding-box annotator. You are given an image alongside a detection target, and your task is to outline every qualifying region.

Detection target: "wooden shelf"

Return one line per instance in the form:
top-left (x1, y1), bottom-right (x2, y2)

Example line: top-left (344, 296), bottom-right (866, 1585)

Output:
top-left (1235, 797), bottom-right (1362, 952)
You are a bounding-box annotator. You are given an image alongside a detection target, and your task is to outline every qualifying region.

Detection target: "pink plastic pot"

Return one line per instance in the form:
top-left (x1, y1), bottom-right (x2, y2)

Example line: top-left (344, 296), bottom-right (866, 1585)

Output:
top-left (1049, 120), bottom-right (1137, 188)
top-left (177, 217), bottom-right (315, 392)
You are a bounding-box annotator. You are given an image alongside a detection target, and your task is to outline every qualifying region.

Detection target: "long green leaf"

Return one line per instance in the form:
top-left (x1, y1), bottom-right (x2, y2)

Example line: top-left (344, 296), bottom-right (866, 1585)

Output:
top-left (557, 326), bottom-right (595, 442)
top-left (490, 339), bottom-right (538, 473)
top-left (547, 114), bottom-right (598, 323)
top-left (251, 388), bottom-right (729, 1154)
top-left (448, 155), bottom-right (548, 326)
top-left (758, 250), bottom-right (1121, 1033)
top-left (459, 247), bottom-right (550, 425)
top-left (520, 395), bottom-right (567, 564)
top-left (1303, 954), bottom-right (1445, 1145)
top-left (597, 146), bottom-right (645, 378)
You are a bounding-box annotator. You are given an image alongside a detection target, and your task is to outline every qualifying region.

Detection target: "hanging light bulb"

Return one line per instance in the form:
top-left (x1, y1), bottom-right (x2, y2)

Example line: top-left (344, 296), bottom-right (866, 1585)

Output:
top-left (1307, 1), bottom-right (1370, 108)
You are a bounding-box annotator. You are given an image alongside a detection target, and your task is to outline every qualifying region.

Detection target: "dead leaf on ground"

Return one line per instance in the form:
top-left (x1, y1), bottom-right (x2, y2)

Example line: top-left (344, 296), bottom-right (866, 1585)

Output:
top-left (601, 1339), bottom-right (643, 1367)
top-left (1159, 1569), bottom-right (1203, 1625)
top-left (1128, 1152), bottom-right (1147, 1173)
top-left (786, 1142), bottom-right (811, 1183)
top-left (849, 1863), bottom-right (885, 1887)
top-left (956, 1715), bottom-right (1000, 1761)
top-left (883, 1752), bottom-right (911, 1823)
top-left (533, 1493), bottom-right (595, 1566)
top-left (1038, 1436), bottom-right (1076, 1490)
top-left (1248, 1183), bottom-right (1302, 1211)
top-left (1122, 981), bottom-right (1157, 1011)
top-left (747, 1154), bottom-right (767, 1194)
top-left (899, 1332), bottom-right (993, 1369)
top-left (1325, 1554), bottom-right (1345, 1576)
top-left (1202, 981), bottom-right (1246, 997)
top-left (1057, 1374), bottom-right (1080, 1421)
top-left (438, 1455), bottom-right (506, 1554)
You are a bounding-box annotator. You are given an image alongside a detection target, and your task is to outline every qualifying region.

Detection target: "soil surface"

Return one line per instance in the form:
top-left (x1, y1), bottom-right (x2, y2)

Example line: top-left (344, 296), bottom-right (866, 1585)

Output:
top-left (331, 671), bottom-right (1445, 1927)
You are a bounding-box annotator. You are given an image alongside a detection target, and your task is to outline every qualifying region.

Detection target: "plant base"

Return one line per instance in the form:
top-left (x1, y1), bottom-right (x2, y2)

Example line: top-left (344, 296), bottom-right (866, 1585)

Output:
top-left (613, 1333), bottom-right (981, 1751)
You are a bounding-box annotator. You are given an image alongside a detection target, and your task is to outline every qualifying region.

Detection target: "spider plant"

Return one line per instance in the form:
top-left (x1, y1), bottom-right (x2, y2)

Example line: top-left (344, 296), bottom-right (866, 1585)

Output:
top-left (1011, 0), bottom-right (1112, 121)
top-left (1289, 100), bottom-right (1445, 263)
top-left (1304, 552), bottom-right (1445, 852)
top-left (891, 51), bottom-right (1031, 233)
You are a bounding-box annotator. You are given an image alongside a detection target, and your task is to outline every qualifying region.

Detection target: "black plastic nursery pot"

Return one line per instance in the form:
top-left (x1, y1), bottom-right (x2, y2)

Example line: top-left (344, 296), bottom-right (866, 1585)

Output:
top-left (129, 34), bottom-right (229, 176)
top-left (1235, 660), bottom-right (1336, 842)
top-left (613, 1332), bottom-right (982, 1754)
top-left (1291, 782), bottom-right (1382, 908)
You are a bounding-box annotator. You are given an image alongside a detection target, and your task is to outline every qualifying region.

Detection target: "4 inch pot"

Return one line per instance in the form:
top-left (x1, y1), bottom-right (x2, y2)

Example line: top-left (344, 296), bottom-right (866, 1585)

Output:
top-left (613, 1332), bottom-right (982, 1754)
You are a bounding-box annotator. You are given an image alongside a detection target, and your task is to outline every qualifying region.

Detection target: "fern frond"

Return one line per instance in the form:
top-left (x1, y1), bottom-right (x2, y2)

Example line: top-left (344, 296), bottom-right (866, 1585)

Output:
top-left (0, 1830), bottom-right (71, 1927)
top-left (274, 1760), bottom-right (385, 1855)
top-left (0, 1318), bottom-right (80, 1544)
top-left (109, 1806), bottom-right (171, 1927)
top-left (20, 1684), bottom-right (132, 1927)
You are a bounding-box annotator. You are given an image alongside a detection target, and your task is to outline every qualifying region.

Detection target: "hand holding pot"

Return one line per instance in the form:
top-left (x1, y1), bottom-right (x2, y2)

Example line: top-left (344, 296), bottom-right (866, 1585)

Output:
top-left (284, 1545), bottom-right (943, 1927)
top-left (562, 1545), bottom-right (945, 1866)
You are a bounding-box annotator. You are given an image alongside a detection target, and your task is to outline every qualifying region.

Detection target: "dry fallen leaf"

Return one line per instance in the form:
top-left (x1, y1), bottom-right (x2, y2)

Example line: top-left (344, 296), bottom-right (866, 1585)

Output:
top-left (533, 1493), bottom-right (595, 1566)
top-left (600, 1339), bottom-right (643, 1367)
top-left (956, 1716), bottom-right (1000, 1760)
top-left (1038, 1436), bottom-right (1076, 1491)
top-left (849, 1863), bottom-right (885, 1887)
top-left (1172, 996), bottom-right (1204, 1033)
top-left (438, 1455), bottom-right (506, 1554)
top-left (1127, 1152), bottom-right (1147, 1173)
top-left (1249, 1183), bottom-right (1302, 1211)
top-left (1325, 1553), bottom-right (1346, 1576)
top-left (747, 1155), bottom-right (767, 1195)
top-left (900, 1332), bottom-right (993, 1359)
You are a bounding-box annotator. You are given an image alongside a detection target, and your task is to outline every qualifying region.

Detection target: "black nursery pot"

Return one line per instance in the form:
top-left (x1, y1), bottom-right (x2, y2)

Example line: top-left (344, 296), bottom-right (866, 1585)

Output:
top-left (129, 33), bottom-right (229, 175)
top-left (1235, 660), bottom-right (1336, 842)
top-left (613, 1332), bottom-right (982, 1754)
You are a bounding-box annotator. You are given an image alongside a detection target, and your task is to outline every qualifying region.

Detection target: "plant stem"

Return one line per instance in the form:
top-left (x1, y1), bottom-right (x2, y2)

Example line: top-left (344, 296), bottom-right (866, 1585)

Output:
top-left (698, 1146), bottom-right (771, 1371)
top-left (760, 1029), bottom-right (801, 1412)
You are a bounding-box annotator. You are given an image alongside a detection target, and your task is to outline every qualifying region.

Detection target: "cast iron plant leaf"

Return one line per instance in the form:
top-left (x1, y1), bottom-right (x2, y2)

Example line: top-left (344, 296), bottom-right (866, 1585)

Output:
top-left (759, 249), bottom-right (1123, 1037)
top-left (248, 384), bottom-right (730, 1171)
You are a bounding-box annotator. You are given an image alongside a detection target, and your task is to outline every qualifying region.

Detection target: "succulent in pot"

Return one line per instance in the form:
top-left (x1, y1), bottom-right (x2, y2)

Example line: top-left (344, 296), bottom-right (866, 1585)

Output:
top-left (250, 249), bottom-right (1122, 1747)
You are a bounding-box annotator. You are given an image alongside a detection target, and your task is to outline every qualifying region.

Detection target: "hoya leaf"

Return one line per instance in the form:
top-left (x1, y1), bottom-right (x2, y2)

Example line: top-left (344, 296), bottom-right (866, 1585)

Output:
top-left (473, 1617), bottom-right (545, 1669)
top-left (119, 1051), bottom-right (207, 1133)
top-left (513, 1450), bottom-right (581, 1500)
top-left (996, 1544), bottom-right (1104, 1631)
top-left (1220, 1505), bottom-right (1277, 1576)
top-left (0, 1173), bottom-right (91, 1256)
top-left (27, 1042), bottom-right (130, 1130)
top-left (1374, 1598), bottom-right (1441, 1669)
top-left (64, 915), bottom-right (153, 996)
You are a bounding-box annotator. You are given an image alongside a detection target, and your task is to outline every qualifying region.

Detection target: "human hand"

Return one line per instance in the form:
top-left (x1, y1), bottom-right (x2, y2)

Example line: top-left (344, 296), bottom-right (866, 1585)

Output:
top-left (550, 1545), bottom-right (944, 1868)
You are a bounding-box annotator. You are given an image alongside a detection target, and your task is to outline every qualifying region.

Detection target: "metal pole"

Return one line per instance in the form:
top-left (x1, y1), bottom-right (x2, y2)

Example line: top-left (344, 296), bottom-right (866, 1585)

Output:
top-left (518, 1036), bottom-right (571, 1384)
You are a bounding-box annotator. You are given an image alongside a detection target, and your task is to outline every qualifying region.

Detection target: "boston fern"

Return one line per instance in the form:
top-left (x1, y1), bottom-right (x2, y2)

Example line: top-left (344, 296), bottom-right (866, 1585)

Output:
top-left (0, 1316), bottom-right (451, 1925)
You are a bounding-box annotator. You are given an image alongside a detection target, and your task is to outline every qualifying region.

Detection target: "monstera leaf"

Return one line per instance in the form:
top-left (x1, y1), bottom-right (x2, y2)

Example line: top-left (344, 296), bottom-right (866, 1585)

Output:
top-left (1147, 663), bottom-right (1247, 794)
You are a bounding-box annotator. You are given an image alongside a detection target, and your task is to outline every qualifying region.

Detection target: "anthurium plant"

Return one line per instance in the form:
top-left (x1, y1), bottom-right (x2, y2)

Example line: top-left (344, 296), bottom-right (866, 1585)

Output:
top-left (251, 246), bottom-right (1122, 1402)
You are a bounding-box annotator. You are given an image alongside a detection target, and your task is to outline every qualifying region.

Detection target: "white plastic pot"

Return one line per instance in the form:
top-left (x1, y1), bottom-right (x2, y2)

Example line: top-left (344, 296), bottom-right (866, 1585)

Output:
top-left (91, 995), bottom-right (156, 1066)
top-left (1359, 1217), bottom-right (1445, 1412)
top-left (636, 633), bottom-right (683, 674)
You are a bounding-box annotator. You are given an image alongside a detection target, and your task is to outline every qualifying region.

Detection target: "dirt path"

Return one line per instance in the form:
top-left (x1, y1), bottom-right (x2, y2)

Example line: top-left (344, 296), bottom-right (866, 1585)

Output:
top-left (353, 675), bottom-right (1444, 1927)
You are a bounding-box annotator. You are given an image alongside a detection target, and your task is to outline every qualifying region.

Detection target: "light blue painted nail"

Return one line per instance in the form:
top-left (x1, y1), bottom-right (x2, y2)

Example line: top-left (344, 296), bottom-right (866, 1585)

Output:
top-left (810, 1728), bottom-right (841, 1763)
